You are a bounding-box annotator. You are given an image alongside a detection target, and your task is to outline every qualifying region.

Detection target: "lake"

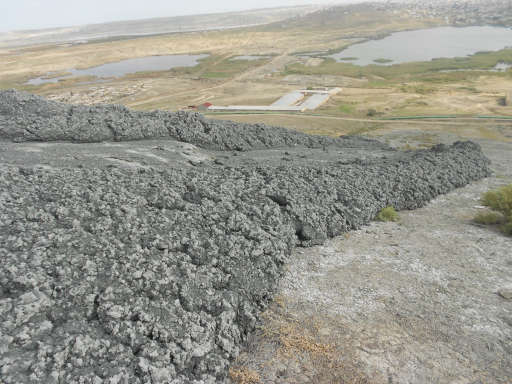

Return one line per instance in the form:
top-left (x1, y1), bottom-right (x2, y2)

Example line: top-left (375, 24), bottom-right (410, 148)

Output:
top-left (27, 54), bottom-right (209, 85)
top-left (328, 26), bottom-right (512, 66)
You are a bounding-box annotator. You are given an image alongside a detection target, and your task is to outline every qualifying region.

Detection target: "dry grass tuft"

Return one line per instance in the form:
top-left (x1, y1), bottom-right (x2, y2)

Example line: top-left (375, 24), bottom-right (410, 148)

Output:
top-left (275, 320), bottom-right (336, 358)
top-left (229, 367), bottom-right (261, 384)
top-left (477, 184), bottom-right (512, 235)
top-left (254, 303), bottom-right (371, 384)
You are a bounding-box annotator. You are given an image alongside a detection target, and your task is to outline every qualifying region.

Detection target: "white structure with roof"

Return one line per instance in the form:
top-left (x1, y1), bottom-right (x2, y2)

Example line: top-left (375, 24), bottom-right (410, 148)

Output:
top-left (206, 88), bottom-right (341, 112)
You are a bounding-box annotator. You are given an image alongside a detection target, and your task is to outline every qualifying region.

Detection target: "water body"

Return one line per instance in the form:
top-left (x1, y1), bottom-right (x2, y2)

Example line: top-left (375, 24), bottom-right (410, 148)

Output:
top-left (27, 54), bottom-right (209, 85)
top-left (329, 26), bottom-right (512, 66)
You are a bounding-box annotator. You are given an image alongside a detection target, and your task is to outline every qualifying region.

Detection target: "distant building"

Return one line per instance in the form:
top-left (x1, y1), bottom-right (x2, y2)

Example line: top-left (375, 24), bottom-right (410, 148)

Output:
top-left (198, 102), bottom-right (213, 111)
top-left (206, 88), bottom-right (342, 113)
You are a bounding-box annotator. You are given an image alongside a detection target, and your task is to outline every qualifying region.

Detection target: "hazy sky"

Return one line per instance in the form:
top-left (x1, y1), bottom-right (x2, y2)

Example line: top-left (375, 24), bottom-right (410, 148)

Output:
top-left (0, 0), bottom-right (356, 33)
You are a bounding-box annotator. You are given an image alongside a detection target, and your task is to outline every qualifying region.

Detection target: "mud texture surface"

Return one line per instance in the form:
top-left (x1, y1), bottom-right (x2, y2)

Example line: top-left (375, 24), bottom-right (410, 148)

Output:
top-left (0, 89), bottom-right (384, 151)
top-left (234, 138), bottom-right (512, 384)
top-left (0, 91), bottom-right (492, 383)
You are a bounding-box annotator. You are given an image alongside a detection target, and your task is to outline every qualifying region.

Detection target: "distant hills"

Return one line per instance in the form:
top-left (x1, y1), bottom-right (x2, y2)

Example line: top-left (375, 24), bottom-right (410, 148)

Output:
top-left (0, 5), bottom-right (323, 49)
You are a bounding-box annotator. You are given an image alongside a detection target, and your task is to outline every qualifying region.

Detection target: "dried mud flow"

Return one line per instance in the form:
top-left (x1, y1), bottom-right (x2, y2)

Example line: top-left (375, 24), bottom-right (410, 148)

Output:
top-left (0, 91), bottom-right (492, 383)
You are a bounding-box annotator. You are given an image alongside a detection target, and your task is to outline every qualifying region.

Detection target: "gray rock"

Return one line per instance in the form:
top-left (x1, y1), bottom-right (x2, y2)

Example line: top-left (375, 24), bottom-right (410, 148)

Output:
top-left (498, 288), bottom-right (512, 300)
top-left (0, 89), bottom-right (389, 151)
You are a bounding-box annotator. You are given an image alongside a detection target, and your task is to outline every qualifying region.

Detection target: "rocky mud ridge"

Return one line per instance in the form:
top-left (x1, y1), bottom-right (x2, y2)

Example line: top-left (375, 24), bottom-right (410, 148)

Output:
top-left (0, 91), bottom-right (492, 383)
top-left (0, 89), bottom-right (379, 151)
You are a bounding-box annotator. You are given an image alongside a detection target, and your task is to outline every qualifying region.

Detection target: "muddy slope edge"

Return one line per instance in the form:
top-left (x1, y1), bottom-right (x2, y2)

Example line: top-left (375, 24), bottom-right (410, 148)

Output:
top-left (0, 90), bottom-right (491, 383)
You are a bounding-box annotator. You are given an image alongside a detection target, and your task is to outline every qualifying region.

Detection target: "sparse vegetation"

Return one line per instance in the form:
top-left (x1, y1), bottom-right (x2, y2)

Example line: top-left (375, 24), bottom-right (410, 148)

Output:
top-left (366, 108), bottom-right (377, 117)
top-left (373, 58), bottom-right (393, 64)
top-left (476, 184), bottom-right (512, 235)
top-left (400, 84), bottom-right (436, 94)
top-left (3, 2), bottom-right (512, 382)
top-left (170, 54), bottom-right (270, 80)
top-left (339, 104), bottom-right (355, 114)
top-left (240, 300), bottom-right (372, 384)
top-left (474, 211), bottom-right (506, 225)
top-left (457, 86), bottom-right (479, 93)
top-left (229, 367), bottom-right (261, 384)
top-left (376, 206), bottom-right (400, 222)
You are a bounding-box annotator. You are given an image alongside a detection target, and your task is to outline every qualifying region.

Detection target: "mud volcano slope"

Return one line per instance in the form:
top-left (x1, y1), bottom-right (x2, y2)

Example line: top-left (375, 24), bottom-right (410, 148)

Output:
top-left (0, 89), bottom-right (381, 150)
top-left (0, 91), bottom-right (491, 383)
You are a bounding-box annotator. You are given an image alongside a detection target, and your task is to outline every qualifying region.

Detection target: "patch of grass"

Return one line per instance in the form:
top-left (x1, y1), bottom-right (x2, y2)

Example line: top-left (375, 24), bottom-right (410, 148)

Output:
top-left (202, 72), bottom-right (230, 79)
top-left (170, 54), bottom-right (270, 80)
top-left (251, 300), bottom-right (371, 384)
top-left (376, 206), bottom-right (400, 222)
top-left (503, 220), bottom-right (512, 235)
top-left (344, 122), bottom-right (381, 136)
top-left (339, 57), bottom-right (358, 61)
top-left (474, 211), bottom-right (506, 225)
top-left (373, 58), bottom-right (393, 64)
top-left (457, 86), bottom-right (479, 93)
top-left (481, 184), bottom-right (512, 216)
top-left (477, 184), bottom-right (512, 235)
top-left (338, 104), bottom-right (355, 114)
top-left (400, 84), bottom-right (436, 94)
top-left (229, 367), bottom-right (260, 384)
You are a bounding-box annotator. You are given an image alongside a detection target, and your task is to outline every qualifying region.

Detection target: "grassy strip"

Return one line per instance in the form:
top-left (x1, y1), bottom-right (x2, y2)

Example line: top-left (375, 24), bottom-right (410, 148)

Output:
top-left (171, 54), bottom-right (271, 79)
top-left (384, 115), bottom-right (458, 120)
top-left (284, 49), bottom-right (512, 81)
top-left (204, 111), bottom-right (303, 116)
top-left (477, 115), bottom-right (512, 120)
top-left (381, 115), bottom-right (512, 120)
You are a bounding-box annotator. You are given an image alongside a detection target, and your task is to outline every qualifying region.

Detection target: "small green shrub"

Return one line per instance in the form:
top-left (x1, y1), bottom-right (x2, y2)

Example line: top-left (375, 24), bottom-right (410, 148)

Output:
top-left (481, 184), bottom-right (512, 217)
top-left (474, 211), bottom-right (505, 225)
top-left (376, 206), bottom-right (399, 222)
top-left (497, 96), bottom-right (507, 106)
top-left (367, 108), bottom-right (377, 117)
top-left (502, 219), bottom-right (512, 235)
top-left (476, 184), bottom-right (512, 235)
top-left (338, 104), bottom-right (355, 114)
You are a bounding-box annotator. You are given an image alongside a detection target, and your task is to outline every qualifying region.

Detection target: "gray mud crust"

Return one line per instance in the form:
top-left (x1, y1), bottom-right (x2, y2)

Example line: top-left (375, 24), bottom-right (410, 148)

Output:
top-left (0, 89), bottom-right (382, 151)
top-left (235, 139), bottom-right (512, 384)
top-left (0, 91), bottom-right (492, 383)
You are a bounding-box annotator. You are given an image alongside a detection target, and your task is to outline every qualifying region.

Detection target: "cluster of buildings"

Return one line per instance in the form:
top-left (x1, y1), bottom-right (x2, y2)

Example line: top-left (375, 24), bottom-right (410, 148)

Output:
top-left (385, 0), bottom-right (512, 26)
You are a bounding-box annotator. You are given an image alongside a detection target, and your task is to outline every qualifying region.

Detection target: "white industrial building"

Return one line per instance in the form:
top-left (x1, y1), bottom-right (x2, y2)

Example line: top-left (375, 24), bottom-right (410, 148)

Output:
top-left (206, 88), bottom-right (341, 112)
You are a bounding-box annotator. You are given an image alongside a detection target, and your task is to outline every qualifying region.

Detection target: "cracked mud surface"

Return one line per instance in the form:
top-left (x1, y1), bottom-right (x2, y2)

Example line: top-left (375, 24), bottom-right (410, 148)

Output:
top-left (0, 91), bottom-right (494, 383)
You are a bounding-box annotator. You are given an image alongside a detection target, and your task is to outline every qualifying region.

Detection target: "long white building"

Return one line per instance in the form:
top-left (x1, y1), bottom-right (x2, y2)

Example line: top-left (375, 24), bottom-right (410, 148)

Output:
top-left (207, 88), bottom-right (341, 112)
